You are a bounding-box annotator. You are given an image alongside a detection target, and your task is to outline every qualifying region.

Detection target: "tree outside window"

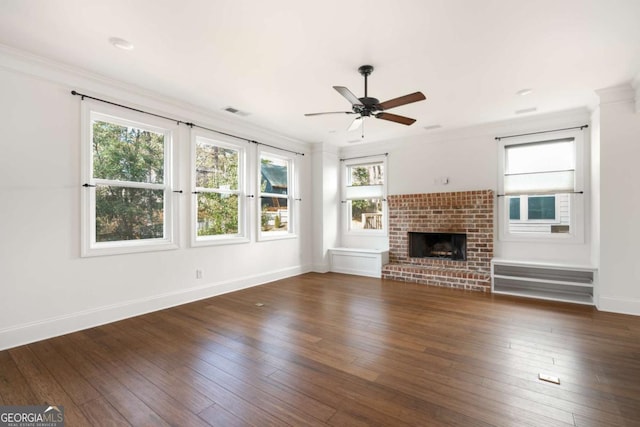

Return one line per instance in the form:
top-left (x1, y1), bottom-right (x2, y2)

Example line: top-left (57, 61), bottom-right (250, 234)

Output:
top-left (194, 139), bottom-right (242, 240)
top-left (82, 105), bottom-right (176, 257)
top-left (345, 161), bottom-right (385, 232)
top-left (259, 152), bottom-right (293, 237)
top-left (92, 121), bottom-right (167, 242)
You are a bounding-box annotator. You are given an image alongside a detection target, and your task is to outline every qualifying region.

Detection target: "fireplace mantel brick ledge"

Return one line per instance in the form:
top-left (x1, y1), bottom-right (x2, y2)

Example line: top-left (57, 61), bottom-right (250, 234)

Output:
top-left (382, 190), bottom-right (494, 292)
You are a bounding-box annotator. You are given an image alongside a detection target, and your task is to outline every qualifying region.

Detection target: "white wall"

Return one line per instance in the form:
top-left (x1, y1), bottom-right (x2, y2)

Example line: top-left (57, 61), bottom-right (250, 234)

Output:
top-left (337, 109), bottom-right (593, 265)
top-left (0, 50), bottom-right (312, 350)
top-left (596, 84), bottom-right (640, 315)
top-left (590, 106), bottom-right (601, 305)
top-left (310, 143), bottom-right (339, 271)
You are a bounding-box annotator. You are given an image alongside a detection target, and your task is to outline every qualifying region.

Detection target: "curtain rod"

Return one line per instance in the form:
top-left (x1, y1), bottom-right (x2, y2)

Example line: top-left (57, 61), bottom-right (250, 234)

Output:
top-left (71, 90), bottom-right (305, 156)
top-left (496, 191), bottom-right (584, 197)
top-left (340, 153), bottom-right (388, 162)
top-left (495, 125), bottom-right (588, 141)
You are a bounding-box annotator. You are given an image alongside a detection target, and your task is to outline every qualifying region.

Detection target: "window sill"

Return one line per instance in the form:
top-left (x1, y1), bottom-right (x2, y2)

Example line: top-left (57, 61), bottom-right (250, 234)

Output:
top-left (257, 233), bottom-right (298, 242)
top-left (191, 236), bottom-right (250, 247)
top-left (81, 240), bottom-right (179, 257)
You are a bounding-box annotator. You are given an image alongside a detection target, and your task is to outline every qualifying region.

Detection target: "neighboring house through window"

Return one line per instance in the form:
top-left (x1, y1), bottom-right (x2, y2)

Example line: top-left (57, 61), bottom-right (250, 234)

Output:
top-left (498, 128), bottom-right (585, 241)
top-left (259, 151), bottom-right (296, 239)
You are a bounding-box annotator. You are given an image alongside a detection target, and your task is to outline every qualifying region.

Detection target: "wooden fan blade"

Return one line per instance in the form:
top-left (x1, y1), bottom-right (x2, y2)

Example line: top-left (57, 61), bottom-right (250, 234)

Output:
top-left (375, 112), bottom-right (416, 126)
top-left (334, 86), bottom-right (363, 106)
top-left (304, 111), bottom-right (354, 116)
top-left (377, 92), bottom-right (426, 110)
top-left (348, 116), bottom-right (363, 131)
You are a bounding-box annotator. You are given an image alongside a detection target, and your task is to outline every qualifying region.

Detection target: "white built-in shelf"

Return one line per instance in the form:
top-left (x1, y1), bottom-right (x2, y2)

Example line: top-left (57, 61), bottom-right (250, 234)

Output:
top-left (491, 258), bottom-right (597, 306)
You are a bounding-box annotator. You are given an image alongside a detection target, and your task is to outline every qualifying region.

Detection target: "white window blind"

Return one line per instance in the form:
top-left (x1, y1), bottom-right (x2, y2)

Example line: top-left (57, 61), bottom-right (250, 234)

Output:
top-left (345, 184), bottom-right (383, 200)
top-left (504, 138), bottom-right (575, 195)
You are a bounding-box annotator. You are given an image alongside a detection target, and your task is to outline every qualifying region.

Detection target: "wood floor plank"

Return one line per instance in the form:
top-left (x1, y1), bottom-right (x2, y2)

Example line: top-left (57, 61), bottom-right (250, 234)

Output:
top-left (197, 403), bottom-right (252, 427)
top-left (1, 272), bottom-right (640, 426)
top-left (28, 340), bottom-right (102, 406)
top-left (173, 366), bottom-right (292, 427)
top-left (78, 396), bottom-right (131, 427)
top-left (8, 346), bottom-right (92, 426)
top-left (0, 350), bottom-right (38, 405)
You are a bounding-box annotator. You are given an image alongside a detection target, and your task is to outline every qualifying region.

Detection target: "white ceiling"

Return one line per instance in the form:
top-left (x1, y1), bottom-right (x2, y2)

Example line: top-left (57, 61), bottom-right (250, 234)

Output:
top-left (1, 0), bottom-right (639, 146)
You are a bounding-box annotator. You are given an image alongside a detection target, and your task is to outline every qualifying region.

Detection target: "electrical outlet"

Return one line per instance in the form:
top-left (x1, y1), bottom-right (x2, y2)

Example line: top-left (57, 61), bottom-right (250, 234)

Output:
top-left (196, 269), bottom-right (203, 279)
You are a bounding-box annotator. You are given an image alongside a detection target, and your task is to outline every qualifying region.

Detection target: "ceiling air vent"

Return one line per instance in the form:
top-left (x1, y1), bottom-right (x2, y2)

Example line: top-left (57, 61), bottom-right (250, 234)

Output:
top-left (223, 106), bottom-right (251, 117)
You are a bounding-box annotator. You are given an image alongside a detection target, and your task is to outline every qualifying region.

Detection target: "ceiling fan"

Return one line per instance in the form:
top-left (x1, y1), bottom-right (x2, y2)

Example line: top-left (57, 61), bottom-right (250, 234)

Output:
top-left (305, 65), bottom-right (426, 132)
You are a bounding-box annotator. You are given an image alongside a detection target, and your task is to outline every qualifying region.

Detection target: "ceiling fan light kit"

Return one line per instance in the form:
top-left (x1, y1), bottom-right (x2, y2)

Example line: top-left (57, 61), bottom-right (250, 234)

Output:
top-left (305, 65), bottom-right (426, 133)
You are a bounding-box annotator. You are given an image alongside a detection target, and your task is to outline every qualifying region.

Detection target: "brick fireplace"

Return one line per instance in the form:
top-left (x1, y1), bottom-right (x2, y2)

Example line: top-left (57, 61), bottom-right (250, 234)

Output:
top-left (382, 190), bottom-right (494, 291)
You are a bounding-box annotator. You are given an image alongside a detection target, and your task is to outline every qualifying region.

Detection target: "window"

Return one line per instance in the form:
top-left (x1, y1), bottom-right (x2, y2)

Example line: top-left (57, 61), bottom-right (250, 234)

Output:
top-left (192, 134), bottom-right (246, 245)
top-left (81, 103), bottom-right (177, 256)
top-left (498, 129), bottom-right (585, 241)
top-left (527, 196), bottom-right (556, 220)
top-left (259, 151), bottom-right (295, 239)
top-left (343, 157), bottom-right (387, 233)
top-left (509, 197), bottom-right (521, 220)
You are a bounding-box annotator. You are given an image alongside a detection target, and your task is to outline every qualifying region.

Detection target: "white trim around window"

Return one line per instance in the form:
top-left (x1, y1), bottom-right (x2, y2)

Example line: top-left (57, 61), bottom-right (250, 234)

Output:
top-left (190, 130), bottom-right (249, 247)
top-left (257, 149), bottom-right (298, 241)
top-left (80, 101), bottom-right (179, 257)
top-left (497, 128), bottom-right (586, 243)
top-left (342, 155), bottom-right (388, 236)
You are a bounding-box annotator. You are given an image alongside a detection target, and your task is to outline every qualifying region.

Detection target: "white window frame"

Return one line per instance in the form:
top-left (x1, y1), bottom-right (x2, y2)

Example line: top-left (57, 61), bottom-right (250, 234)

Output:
top-left (191, 131), bottom-right (248, 246)
top-left (342, 155), bottom-right (388, 236)
top-left (498, 129), bottom-right (585, 243)
top-left (80, 101), bottom-right (178, 257)
top-left (257, 149), bottom-right (297, 241)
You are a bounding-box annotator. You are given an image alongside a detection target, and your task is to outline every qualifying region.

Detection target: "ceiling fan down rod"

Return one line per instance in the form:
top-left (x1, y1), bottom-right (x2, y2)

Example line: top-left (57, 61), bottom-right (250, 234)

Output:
top-left (358, 65), bottom-right (374, 98)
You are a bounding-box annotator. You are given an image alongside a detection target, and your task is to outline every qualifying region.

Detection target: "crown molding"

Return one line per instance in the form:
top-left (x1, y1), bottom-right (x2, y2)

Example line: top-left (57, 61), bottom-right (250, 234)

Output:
top-left (338, 106), bottom-right (591, 157)
top-left (596, 83), bottom-right (635, 106)
top-left (0, 44), bottom-right (311, 153)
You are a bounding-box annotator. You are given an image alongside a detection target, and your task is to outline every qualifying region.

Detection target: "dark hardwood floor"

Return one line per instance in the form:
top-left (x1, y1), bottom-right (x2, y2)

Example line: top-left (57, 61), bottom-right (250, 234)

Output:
top-left (2, 272), bottom-right (640, 426)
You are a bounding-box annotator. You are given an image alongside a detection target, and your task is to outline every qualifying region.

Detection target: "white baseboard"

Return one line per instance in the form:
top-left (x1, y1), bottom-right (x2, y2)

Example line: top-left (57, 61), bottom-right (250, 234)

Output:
top-left (312, 263), bottom-right (331, 273)
top-left (0, 265), bottom-right (311, 351)
top-left (597, 295), bottom-right (640, 316)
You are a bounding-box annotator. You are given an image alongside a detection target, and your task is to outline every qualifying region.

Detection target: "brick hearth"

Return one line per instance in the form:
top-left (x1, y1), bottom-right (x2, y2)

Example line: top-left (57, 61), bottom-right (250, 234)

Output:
top-left (382, 190), bottom-right (494, 291)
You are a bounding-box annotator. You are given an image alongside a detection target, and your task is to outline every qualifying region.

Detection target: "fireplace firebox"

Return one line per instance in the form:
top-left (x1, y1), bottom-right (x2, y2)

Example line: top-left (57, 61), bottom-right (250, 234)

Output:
top-left (408, 232), bottom-right (467, 261)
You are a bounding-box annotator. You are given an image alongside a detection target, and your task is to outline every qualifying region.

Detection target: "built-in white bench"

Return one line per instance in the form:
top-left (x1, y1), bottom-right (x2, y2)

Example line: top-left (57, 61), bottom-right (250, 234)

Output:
top-left (329, 248), bottom-right (389, 278)
top-left (491, 258), bottom-right (597, 305)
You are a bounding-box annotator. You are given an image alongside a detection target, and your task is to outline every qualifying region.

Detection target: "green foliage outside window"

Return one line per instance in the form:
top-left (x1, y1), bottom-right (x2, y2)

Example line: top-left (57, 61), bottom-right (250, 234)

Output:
top-left (92, 121), bottom-right (165, 242)
top-left (195, 143), bottom-right (240, 237)
top-left (349, 164), bottom-right (384, 229)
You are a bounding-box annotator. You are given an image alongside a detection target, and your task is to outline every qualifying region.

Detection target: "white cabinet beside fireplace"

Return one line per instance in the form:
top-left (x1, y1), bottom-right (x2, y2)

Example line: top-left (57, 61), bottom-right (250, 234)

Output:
top-left (329, 248), bottom-right (389, 278)
top-left (491, 258), bottom-right (596, 305)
